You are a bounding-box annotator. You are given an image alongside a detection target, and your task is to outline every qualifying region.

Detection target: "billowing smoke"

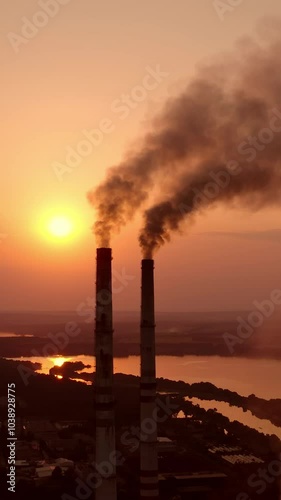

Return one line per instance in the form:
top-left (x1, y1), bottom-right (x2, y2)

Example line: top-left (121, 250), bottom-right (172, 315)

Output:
top-left (87, 82), bottom-right (218, 246)
top-left (88, 26), bottom-right (281, 254)
top-left (139, 161), bottom-right (281, 257)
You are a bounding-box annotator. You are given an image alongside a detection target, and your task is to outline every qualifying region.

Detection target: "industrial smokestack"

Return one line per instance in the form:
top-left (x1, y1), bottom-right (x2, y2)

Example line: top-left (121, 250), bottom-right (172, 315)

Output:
top-left (140, 259), bottom-right (159, 499)
top-left (95, 248), bottom-right (117, 500)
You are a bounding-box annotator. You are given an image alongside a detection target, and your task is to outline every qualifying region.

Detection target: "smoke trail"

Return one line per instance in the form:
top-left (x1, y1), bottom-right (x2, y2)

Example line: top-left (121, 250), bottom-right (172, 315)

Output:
top-left (88, 25), bottom-right (281, 250)
top-left (87, 80), bottom-right (219, 246)
top-left (139, 161), bottom-right (281, 257)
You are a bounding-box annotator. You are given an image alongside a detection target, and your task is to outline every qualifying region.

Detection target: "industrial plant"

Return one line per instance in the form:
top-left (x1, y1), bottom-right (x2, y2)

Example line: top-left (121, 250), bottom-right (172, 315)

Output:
top-left (94, 248), bottom-right (117, 500)
top-left (94, 249), bottom-right (159, 499)
top-left (1, 10), bottom-right (281, 499)
top-left (92, 248), bottom-right (228, 500)
top-left (0, 247), bottom-right (279, 500)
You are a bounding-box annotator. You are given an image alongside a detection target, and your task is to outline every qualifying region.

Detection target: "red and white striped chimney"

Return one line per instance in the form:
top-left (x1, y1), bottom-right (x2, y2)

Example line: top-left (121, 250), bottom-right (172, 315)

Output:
top-left (95, 248), bottom-right (117, 500)
top-left (140, 259), bottom-right (159, 500)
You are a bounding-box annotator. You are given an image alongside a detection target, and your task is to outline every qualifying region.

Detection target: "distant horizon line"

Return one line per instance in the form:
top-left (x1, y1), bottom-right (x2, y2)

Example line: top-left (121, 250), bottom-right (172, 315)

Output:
top-left (0, 309), bottom-right (254, 314)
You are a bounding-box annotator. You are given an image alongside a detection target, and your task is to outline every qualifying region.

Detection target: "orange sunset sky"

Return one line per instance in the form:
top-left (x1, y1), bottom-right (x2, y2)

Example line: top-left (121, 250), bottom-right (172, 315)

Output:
top-left (1, 0), bottom-right (281, 312)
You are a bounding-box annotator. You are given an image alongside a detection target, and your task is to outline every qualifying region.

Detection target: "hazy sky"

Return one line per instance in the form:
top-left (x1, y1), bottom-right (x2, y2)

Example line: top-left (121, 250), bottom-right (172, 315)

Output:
top-left (1, 0), bottom-right (281, 312)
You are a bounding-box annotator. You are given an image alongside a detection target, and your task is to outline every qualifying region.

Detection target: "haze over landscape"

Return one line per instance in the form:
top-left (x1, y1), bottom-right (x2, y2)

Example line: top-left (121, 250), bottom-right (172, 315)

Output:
top-left (2, 0), bottom-right (281, 313)
top-left (1, 2), bottom-right (281, 499)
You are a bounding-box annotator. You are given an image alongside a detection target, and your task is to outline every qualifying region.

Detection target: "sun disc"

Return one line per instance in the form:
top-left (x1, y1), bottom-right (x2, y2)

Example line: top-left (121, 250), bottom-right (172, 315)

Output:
top-left (50, 356), bottom-right (71, 367)
top-left (48, 216), bottom-right (73, 238)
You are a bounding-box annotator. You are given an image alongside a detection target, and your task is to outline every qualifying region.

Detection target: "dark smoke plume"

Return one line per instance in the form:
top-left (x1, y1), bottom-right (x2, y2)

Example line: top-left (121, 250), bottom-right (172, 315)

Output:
top-left (139, 161), bottom-right (281, 257)
top-left (88, 25), bottom-right (281, 254)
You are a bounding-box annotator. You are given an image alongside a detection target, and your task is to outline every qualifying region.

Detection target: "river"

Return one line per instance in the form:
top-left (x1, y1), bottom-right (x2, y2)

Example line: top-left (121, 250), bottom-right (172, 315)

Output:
top-left (10, 354), bottom-right (281, 399)
top-left (9, 354), bottom-right (281, 437)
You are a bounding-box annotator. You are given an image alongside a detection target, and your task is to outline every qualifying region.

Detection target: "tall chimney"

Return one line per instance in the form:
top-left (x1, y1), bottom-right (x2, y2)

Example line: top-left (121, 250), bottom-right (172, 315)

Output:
top-left (140, 259), bottom-right (159, 499)
top-left (95, 248), bottom-right (117, 500)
